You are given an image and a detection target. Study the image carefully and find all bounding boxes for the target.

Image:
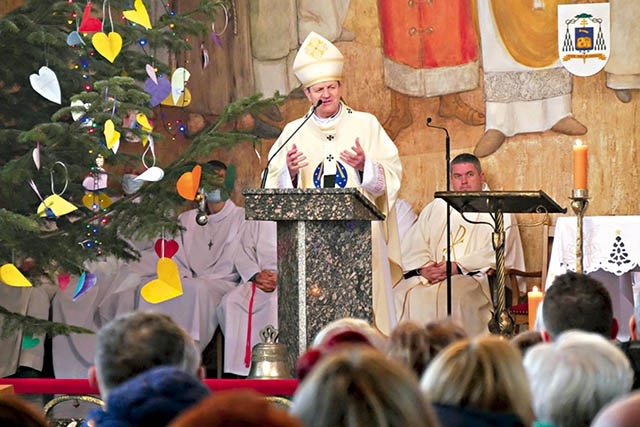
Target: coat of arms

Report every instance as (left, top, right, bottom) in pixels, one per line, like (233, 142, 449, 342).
(558, 3, 610, 77)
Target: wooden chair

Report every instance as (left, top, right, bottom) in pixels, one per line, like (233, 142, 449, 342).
(508, 222, 555, 332)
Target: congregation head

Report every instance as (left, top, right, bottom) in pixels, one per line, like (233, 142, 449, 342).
(542, 271, 616, 341)
(0, 396, 49, 427)
(523, 329, 632, 427)
(168, 389, 302, 427)
(386, 319, 467, 378)
(420, 334, 534, 426)
(91, 311, 201, 397)
(291, 345, 439, 427)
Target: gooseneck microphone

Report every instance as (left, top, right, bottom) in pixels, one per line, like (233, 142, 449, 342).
(426, 117, 451, 192)
(426, 116, 453, 317)
(260, 99, 323, 188)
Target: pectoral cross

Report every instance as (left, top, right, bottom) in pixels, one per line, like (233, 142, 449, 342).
(208, 240, 213, 250)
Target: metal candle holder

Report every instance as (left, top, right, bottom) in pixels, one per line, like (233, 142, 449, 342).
(570, 188, 589, 273)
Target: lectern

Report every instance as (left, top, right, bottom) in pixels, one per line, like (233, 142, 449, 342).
(243, 188, 384, 371)
(435, 191, 566, 335)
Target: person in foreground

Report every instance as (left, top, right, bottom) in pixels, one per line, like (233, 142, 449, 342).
(263, 31, 403, 335)
(290, 345, 439, 427)
(395, 153, 525, 336)
(88, 311, 204, 399)
(420, 334, 534, 427)
(523, 330, 632, 427)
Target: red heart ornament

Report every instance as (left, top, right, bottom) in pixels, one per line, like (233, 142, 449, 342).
(79, 2, 102, 33)
(154, 238, 179, 259)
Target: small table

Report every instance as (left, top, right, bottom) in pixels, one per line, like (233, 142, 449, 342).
(546, 216, 640, 341)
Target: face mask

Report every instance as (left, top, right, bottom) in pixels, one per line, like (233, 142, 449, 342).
(205, 189, 222, 203)
(122, 174, 144, 195)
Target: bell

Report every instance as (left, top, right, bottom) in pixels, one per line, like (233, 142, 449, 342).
(195, 210, 208, 226)
(247, 325, 292, 379)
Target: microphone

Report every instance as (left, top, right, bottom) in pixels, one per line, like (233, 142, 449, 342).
(260, 99, 323, 188)
(426, 116, 453, 317)
(426, 117, 451, 192)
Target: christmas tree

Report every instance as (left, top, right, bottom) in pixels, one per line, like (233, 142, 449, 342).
(0, 0, 282, 338)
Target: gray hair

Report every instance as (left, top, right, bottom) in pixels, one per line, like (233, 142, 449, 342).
(523, 330, 632, 427)
(94, 311, 201, 397)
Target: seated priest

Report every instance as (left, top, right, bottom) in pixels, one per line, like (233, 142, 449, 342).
(394, 153, 526, 336)
(137, 160, 244, 352)
(217, 220, 278, 377)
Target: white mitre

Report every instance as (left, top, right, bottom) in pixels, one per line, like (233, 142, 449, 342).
(293, 31, 344, 88)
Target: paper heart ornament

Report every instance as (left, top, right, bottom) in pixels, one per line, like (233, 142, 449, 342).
(70, 99, 91, 121)
(104, 119, 121, 152)
(66, 31, 85, 46)
(21, 335, 40, 350)
(0, 264, 32, 287)
(146, 64, 157, 84)
(123, 0, 152, 29)
(140, 257, 183, 304)
(135, 112, 153, 132)
(29, 66, 61, 104)
(92, 31, 123, 63)
(135, 166, 164, 182)
(78, 2, 102, 32)
(161, 88, 191, 107)
(32, 143, 40, 170)
(58, 272, 71, 291)
(154, 239, 179, 259)
(170, 67, 190, 105)
(82, 172, 108, 191)
(144, 76, 171, 107)
(82, 192, 112, 210)
(37, 194, 78, 218)
(73, 272, 98, 301)
(176, 165, 202, 200)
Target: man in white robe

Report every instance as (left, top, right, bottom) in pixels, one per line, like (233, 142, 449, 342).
(138, 160, 244, 353)
(394, 153, 525, 336)
(264, 32, 403, 335)
(217, 220, 277, 376)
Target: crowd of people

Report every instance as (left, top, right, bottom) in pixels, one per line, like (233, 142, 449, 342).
(4, 27, 639, 427)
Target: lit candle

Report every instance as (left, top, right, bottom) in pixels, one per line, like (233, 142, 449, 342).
(528, 286, 543, 330)
(573, 139, 588, 190)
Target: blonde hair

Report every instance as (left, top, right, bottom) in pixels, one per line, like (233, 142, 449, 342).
(291, 345, 439, 427)
(421, 335, 534, 426)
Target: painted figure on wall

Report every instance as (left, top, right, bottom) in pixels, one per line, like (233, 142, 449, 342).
(474, 0, 587, 157)
(605, 0, 640, 103)
(378, 0, 485, 139)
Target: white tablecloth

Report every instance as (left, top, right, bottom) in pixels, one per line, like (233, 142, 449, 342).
(546, 216, 640, 340)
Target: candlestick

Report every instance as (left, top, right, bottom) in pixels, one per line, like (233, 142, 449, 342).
(528, 286, 543, 330)
(570, 188, 589, 273)
(573, 139, 588, 190)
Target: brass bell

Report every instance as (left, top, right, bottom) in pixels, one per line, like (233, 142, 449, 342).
(247, 325, 292, 379)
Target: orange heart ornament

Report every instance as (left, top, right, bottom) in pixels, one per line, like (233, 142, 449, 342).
(176, 165, 202, 200)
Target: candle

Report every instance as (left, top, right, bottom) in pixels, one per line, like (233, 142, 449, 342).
(573, 139, 588, 190)
(528, 286, 543, 330)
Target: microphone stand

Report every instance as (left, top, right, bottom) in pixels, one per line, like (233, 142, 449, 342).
(426, 117, 452, 316)
(259, 99, 323, 188)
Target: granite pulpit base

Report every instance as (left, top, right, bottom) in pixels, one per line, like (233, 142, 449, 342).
(277, 219, 373, 372)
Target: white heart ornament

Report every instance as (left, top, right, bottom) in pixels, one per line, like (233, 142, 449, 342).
(171, 67, 190, 105)
(135, 166, 164, 182)
(29, 66, 61, 104)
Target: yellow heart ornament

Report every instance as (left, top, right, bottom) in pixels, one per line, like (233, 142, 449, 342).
(104, 119, 121, 152)
(37, 194, 78, 218)
(123, 0, 152, 29)
(0, 264, 32, 287)
(140, 257, 183, 303)
(82, 192, 112, 210)
(92, 31, 123, 63)
(161, 88, 191, 107)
